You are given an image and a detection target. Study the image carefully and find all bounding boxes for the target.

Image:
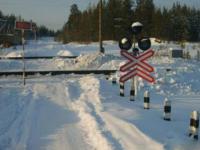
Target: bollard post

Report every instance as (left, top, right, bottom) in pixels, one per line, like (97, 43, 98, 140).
(120, 82, 124, 97)
(197, 51, 200, 61)
(130, 90, 135, 101)
(112, 77, 117, 84)
(189, 111, 199, 140)
(164, 98, 171, 121)
(130, 79, 135, 101)
(144, 91, 150, 109)
(105, 74, 110, 80)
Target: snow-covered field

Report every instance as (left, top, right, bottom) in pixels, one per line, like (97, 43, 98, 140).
(0, 38, 200, 150)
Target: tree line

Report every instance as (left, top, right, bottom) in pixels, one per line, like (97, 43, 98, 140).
(57, 0, 200, 43)
(0, 10, 55, 37)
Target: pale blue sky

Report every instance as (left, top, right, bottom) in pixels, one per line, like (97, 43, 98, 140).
(0, 0, 99, 30)
(0, 0, 199, 31)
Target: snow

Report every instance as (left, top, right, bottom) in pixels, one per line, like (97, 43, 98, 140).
(132, 22, 143, 27)
(0, 38, 200, 150)
(57, 50, 73, 56)
(5, 52, 22, 58)
(73, 52, 121, 70)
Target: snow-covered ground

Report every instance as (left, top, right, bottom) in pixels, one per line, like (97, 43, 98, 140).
(0, 38, 200, 150)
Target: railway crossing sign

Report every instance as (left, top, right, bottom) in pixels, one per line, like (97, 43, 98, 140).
(120, 49, 155, 83)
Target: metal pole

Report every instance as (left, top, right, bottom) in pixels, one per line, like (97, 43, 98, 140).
(22, 30, 26, 85)
(134, 35, 138, 96)
(130, 36, 137, 101)
(99, 0, 104, 53)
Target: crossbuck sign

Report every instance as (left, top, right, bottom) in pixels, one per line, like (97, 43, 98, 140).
(120, 49, 155, 83)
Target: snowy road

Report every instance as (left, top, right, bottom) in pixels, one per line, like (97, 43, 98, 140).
(1, 39, 200, 150)
(0, 75, 164, 150)
(0, 78, 91, 150)
(1, 72, 200, 150)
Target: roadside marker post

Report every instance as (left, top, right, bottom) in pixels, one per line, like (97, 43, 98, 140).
(189, 111, 199, 140)
(105, 74, 109, 80)
(163, 98, 171, 121)
(120, 82, 125, 97)
(112, 76, 117, 84)
(197, 50, 200, 61)
(144, 91, 150, 109)
(130, 79, 135, 101)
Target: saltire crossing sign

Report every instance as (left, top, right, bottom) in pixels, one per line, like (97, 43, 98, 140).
(120, 49, 155, 83)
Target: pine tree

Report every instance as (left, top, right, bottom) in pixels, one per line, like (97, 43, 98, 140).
(188, 8, 200, 41)
(67, 4, 81, 41)
(169, 3, 189, 41)
(58, 0, 200, 43)
(120, 0, 134, 38)
(134, 0, 155, 35)
(161, 7, 171, 41)
(152, 8, 162, 38)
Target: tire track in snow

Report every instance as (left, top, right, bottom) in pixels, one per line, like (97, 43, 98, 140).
(102, 113, 164, 150)
(0, 86, 37, 150)
(66, 76, 124, 150)
(85, 102, 124, 150)
(77, 76, 164, 150)
(15, 87, 37, 150)
(66, 76, 113, 150)
(0, 87, 31, 136)
(0, 82, 90, 150)
(24, 83, 89, 150)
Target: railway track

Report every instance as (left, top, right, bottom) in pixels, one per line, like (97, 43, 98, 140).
(0, 56, 78, 60)
(0, 70, 117, 76)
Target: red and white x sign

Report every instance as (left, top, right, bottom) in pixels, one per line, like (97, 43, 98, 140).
(120, 49, 155, 83)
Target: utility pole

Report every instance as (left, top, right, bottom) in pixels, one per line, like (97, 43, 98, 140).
(99, 0, 104, 53)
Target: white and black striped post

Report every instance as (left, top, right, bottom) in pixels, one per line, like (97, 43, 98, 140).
(120, 82, 124, 97)
(144, 91, 150, 109)
(105, 74, 110, 80)
(189, 111, 199, 140)
(197, 50, 200, 61)
(164, 98, 171, 121)
(112, 76, 117, 84)
(130, 79, 135, 101)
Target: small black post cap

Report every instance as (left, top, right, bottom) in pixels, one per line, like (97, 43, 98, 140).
(194, 135, 198, 140)
(131, 22, 143, 35)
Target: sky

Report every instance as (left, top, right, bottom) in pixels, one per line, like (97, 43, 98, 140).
(0, 0, 199, 31)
